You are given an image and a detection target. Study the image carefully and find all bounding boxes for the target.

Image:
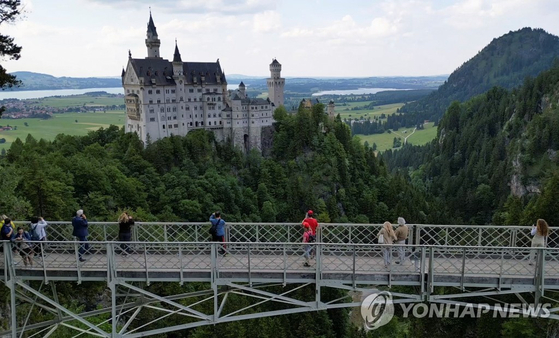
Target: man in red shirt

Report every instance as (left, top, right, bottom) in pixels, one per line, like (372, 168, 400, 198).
(303, 210, 319, 235)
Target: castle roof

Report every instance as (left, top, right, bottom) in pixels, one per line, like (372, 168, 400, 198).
(271, 58, 280, 65)
(173, 43, 182, 63)
(147, 13, 158, 36)
(128, 58, 226, 86)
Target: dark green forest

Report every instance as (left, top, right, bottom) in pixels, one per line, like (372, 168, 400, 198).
(384, 61, 559, 227)
(398, 28, 559, 126)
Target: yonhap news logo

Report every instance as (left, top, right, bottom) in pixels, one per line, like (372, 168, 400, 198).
(360, 291, 551, 331)
(360, 291, 394, 331)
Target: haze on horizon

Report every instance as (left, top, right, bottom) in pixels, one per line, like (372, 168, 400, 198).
(4, 0, 559, 79)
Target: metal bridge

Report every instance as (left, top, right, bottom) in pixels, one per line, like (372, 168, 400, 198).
(2, 222, 558, 337)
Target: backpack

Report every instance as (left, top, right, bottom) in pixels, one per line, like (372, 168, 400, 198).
(29, 223, 41, 241)
(306, 232, 316, 243)
(209, 219, 221, 235)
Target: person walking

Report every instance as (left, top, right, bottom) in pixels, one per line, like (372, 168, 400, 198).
(1, 217, 14, 254)
(209, 212, 226, 255)
(302, 222, 315, 267)
(378, 221, 397, 268)
(72, 210, 89, 262)
(29, 216, 48, 256)
(118, 211, 134, 255)
(394, 217, 409, 264)
(529, 218, 549, 265)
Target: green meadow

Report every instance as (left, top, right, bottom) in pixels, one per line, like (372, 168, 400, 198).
(337, 102, 403, 120)
(356, 122, 437, 152)
(32, 94, 124, 108)
(0, 111, 125, 151)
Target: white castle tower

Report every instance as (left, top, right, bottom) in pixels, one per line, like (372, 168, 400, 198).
(267, 59, 285, 108)
(145, 12, 161, 58)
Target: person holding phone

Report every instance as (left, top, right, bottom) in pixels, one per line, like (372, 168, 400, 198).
(72, 209, 89, 262)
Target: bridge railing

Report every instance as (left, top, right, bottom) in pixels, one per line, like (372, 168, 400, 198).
(3, 241, 559, 285)
(11, 222, 556, 248)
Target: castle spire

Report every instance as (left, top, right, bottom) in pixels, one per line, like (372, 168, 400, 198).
(173, 39, 182, 62)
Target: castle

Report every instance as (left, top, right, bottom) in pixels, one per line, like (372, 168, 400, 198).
(122, 13, 285, 152)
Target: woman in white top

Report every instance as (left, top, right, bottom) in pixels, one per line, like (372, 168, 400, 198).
(30, 216, 48, 256)
(529, 218, 549, 265)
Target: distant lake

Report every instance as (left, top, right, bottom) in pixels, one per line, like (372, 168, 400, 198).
(0, 87, 125, 100)
(312, 88, 409, 96)
(0, 85, 244, 100)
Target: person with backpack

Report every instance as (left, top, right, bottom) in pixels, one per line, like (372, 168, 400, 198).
(302, 222, 315, 267)
(14, 227, 34, 268)
(209, 212, 226, 255)
(29, 216, 48, 256)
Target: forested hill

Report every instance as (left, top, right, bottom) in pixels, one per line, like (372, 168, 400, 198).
(9, 71, 121, 90)
(384, 62, 559, 226)
(399, 27, 559, 122)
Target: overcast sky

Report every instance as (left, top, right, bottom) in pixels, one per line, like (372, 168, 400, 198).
(3, 0, 559, 78)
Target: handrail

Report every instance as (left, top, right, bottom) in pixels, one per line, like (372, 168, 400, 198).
(7, 221, 550, 248)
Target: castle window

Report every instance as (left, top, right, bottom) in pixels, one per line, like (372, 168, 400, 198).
(127, 89, 130, 93)
(167, 107, 171, 112)
(174, 124, 178, 128)
(208, 121, 211, 126)
(172, 107, 177, 112)
(160, 107, 164, 113)
(165, 89, 170, 94)
(149, 100, 153, 104)
(173, 116, 177, 120)
(220, 121, 222, 125)
(207, 97, 210, 102)
(171, 89, 175, 94)
(218, 97, 221, 101)
(197, 89, 202, 93)
(156, 90, 161, 94)
(166, 98, 170, 103)
(149, 109, 154, 114)
(162, 125, 166, 129)
(180, 97, 183, 101)
(150, 117, 155, 122)
(206, 89, 210, 93)
(189, 89, 194, 93)
(157, 99, 161, 103)
(168, 117, 171, 120)
(188, 98, 191, 102)
(252, 121, 254, 124)
(148, 90, 152, 94)
(186, 106, 190, 110)
(213, 88, 218, 92)
(194, 106, 197, 110)
(194, 98, 197, 101)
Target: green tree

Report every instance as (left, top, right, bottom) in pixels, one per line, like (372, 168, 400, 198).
(0, 0, 23, 117)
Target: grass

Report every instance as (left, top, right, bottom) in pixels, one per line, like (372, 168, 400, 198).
(356, 122, 438, 152)
(337, 102, 404, 120)
(0, 111, 125, 151)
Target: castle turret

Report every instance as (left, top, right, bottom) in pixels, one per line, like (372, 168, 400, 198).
(145, 12, 161, 58)
(327, 99, 336, 119)
(239, 81, 246, 98)
(267, 58, 285, 107)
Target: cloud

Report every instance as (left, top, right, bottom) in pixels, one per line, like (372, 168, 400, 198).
(85, 0, 276, 15)
(253, 10, 281, 33)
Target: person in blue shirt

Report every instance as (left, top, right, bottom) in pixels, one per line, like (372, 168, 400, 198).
(209, 212, 226, 255)
(72, 209, 89, 262)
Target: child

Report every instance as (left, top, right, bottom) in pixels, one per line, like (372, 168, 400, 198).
(14, 227, 34, 268)
(302, 222, 315, 267)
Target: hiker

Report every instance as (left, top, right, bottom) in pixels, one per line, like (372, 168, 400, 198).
(1, 216, 15, 254)
(529, 219, 549, 265)
(302, 210, 319, 236)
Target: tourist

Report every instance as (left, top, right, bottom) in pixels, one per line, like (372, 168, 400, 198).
(72, 209, 89, 262)
(302, 210, 319, 236)
(302, 221, 316, 267)
(378, 221, 397, 268)
(118, 211, 134, 255)
(1, 216, 16, 254)
(209, 212, 226, 255)
(29, 216, 48, 256)
(14, 227, 34, 268)
(394, 217, 409, 264)
(529, 218, 549, 265)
